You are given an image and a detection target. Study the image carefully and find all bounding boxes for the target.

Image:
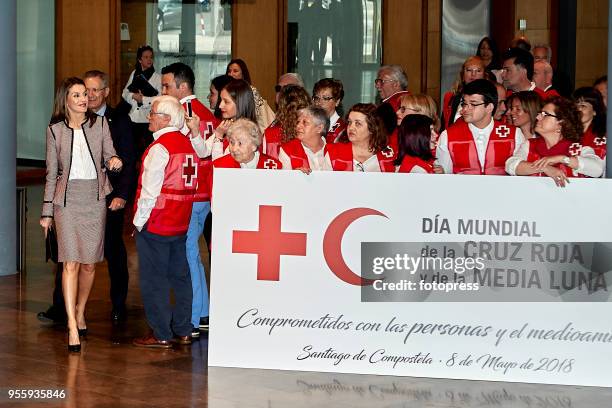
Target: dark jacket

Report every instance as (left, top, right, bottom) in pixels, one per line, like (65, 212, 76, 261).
(104, 105, 136, 201)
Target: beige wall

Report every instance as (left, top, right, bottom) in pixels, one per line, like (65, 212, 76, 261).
(56, 0, 120, 102)
(576, 0, 609, 88)
(514, 0, 551, 46)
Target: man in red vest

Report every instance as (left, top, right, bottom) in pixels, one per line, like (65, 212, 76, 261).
(132, 95, 199, 348)
(278, 106, 328, 172)
(501, 47, 547, 100)
(375, 65, 410, 111)
(161, 62, 217, 339)
(436, 79, 525, 175)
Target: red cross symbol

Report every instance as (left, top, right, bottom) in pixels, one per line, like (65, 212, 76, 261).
(232, 205, 307, 281)
(496, 125, 510, 138)
(263, 159, 278, 169)
(594, 137, 606, 146)
(380, 147, 394, 158)
(569, 142, 582, 156)
(182, 155, 197, 186)
(202, 121, 214, 139)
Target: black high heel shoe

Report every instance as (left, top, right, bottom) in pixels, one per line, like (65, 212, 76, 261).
(68, 343, 81, 353)
(78, 328, 88, 337)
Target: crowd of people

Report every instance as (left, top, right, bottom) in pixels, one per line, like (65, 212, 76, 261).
(39, 38, 608, 351)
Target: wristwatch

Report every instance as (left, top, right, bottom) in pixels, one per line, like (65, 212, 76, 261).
(562, 156, 571, 165)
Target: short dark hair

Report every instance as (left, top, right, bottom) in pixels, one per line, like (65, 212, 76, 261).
(395, 114, 435, 166)
(211, 74, 233, 118)
(462, 79, 498, 112)
(375, 102, 397, 135)
(161, 62, 195, 91)
(502, 47, 535, 80)
(573, 87, 607, 138)
(136, 45, 154, 61)
(594, 75, 608, 87)
(226, 58, 252, 85)
(222, 79, 257, 122)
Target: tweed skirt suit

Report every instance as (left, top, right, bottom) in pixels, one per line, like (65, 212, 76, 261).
(42, 117, 119, 263)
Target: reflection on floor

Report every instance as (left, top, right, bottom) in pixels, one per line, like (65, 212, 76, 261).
(2, 183, 611, 407)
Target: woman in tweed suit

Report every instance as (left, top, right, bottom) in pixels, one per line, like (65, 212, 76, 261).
(40, 77, 123, 352)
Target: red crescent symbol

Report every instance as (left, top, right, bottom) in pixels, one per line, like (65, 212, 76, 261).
(323, 208, 387, 286)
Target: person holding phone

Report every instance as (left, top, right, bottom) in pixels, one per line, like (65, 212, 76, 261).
(40, 77, 123, 352)
(160, 62, 218, 338)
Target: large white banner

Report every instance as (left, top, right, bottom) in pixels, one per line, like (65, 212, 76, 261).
(209, 169, 612, 387)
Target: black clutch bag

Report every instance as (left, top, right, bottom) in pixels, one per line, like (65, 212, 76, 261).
(45, 226, 58, 264)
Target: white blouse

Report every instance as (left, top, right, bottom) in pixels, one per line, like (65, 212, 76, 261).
(68, 129, 97, 180)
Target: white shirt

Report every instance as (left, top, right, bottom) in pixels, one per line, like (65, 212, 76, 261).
(322, 151, 381, 172)
(436, 119, 524, 174)
(133, 126, 178, 231)
(278, 138, 327, 171)
(505, 140, 604, 177)
(329, 111, 340, 129)
(68, 129, 97, 180)
(121, 70, 162, 124)
(241, 152, 260, 169)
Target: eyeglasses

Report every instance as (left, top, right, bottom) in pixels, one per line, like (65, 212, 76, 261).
(464, 68, 483, 74)
(460, 101, 487, 109)
(538, 111, 558, 118)
(398, 106, 420, 114)
(374, 78, 396, 86)
(147, 111, 167, 118)
(313, 95, 335, 102)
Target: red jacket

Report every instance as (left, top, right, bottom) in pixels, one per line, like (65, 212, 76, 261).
(263, 122, 285, 159)
(135, 130, 197, 236)
(526, 137, 582, 177)
(325, 142, 395, 172)
(280, 139, 310, 170)
(326, 118, 346, 144)
(209, 153, 282, 199)
(183, 97, 218, 202)
(397, 155, 435, 173)
(581, 124, 607, 159)
(447, 119, 517, 175)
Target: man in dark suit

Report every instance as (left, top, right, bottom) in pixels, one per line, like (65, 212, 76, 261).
(37, 70, 135, 325)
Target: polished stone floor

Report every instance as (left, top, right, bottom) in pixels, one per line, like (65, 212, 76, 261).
(1, 183, 611, 407)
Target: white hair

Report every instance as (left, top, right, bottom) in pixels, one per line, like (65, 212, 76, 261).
(378, 65, 408, 90)
(226, 118, 262, 147)
(152, 95, 185, 129)
(279, 73, 304, 88)
(532, 44, 552, 63)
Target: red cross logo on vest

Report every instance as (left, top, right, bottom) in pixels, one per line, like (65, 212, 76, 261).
(182, 155, 197, 186)
(330, 122, 339, 132)
(496, 125, 510, 138)
(594, 136, 606, 146)
(380, 146, 394, 158)
(569, 142, 582, 156)
(202, 122, 214, 139)
(232, 205, 307, 281)
(263, 159, 278, 169)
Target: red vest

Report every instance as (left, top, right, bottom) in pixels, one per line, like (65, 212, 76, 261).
(397, 155, 435, 173)
(209, 153, 282, 200)
(135, 130, 197, 236)
(182, 98, 219, 202)
(280, 139, 311, 170)
(447, 119, 516, 175)
(581, 125, 607, 159)
(325, 142, 395, 172)
(526, 137, 581, 177)
(326, 118, 346, 144)
(263, 122, 285, 159)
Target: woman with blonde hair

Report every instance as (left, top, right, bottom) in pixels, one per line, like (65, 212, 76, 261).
(442, 56, 486, 129)
(506, 91, 542, 139)
(40, 77, 122, 352)
(394, 93, 440, 153)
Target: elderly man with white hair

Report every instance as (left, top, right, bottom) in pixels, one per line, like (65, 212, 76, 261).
(533, 60, 560, 98)
(375, 65, 409, 110)
(132, 95, 201, 349)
